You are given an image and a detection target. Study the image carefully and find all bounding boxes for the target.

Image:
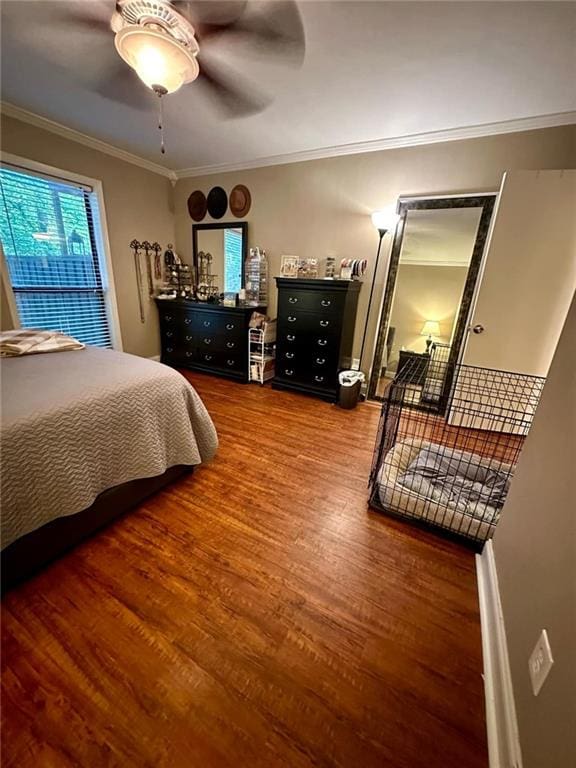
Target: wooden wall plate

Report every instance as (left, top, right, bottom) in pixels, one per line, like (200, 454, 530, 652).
(207, 187, 228, 219)
(230, 184, 252, 218)
(187, 191, 207, 222)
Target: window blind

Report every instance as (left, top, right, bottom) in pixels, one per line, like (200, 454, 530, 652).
(224, 228, 243, 293)
(0, 166, 112, 348)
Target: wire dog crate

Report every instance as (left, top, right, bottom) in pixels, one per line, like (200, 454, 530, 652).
(369, 355, 545, 546)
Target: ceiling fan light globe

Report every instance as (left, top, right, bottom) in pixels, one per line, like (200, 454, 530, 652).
(114, 25, 199, 94)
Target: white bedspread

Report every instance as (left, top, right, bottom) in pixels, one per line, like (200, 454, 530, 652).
(1, 347, 218, 549)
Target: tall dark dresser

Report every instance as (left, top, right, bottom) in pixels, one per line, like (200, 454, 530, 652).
(273, 278, 361, 402)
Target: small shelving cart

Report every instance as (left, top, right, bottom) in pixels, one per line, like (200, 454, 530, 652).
(249, 320, 276, 384)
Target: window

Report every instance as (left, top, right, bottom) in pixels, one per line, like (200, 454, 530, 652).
(224, 227, 243, 294)
(0, 163, 115, 347)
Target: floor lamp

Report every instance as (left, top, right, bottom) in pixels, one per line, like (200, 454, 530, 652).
(358, 209, 400, 376)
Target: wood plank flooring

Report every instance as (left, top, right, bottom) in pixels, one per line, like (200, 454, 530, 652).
(1, 373, 488, 768)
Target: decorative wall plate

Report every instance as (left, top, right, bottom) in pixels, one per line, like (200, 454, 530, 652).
(230, 184, 252, 217)
(207, 186, 228, 219)
(187, 190, 207, 221)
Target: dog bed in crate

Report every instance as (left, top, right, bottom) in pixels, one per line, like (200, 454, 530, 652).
(376, 439, 514, 541)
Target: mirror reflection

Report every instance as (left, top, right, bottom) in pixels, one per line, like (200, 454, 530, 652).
(193, 222, 246, 297)
(375, 205, 484, 399)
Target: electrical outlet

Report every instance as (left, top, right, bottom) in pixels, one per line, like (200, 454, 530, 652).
(352, 358, 360, 370)
(528, 629, 554, 696)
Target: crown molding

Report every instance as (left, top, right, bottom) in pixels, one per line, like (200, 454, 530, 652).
(175, 111, 576, 179)
(1, 102, 177, 181)
(2, 101, 573, 183)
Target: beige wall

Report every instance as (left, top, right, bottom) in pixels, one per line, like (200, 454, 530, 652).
(492, 293, 576, 768)
(388, 264, 468, 366)
(0, 114, 175, 358)
(2, 119, 574, 361)
(174, 126, 576, 370)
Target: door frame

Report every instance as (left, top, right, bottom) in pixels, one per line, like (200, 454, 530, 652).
(367, 194, 497, 402)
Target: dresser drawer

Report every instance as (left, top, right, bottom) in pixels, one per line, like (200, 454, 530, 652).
(189, 310, 244, 340)
(162, 337, 195, 366)
(278, 289, 345, 316)
(197, 333, 242, 353)
(278, 308, 342, 336)
(196, 349, 245, 374)
(278, 346, 337, 371)
(276, 363, 335, 390)
(279, 330, 336, 352)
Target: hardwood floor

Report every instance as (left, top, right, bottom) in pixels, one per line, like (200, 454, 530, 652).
(1, 373, 488, 768)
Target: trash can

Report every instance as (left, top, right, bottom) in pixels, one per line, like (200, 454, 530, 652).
(338, 370, 365, 409)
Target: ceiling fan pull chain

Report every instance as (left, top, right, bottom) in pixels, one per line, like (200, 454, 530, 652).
(157, 92, 166, 155)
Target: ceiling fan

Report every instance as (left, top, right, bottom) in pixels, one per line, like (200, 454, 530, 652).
(60, 0, 305, 152)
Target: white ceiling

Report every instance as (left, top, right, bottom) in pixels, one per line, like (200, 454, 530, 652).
(400, 207, 483, 267)
(1, 1, 575, 175)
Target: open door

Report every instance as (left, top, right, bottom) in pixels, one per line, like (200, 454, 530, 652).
(463, 170, 576, 377)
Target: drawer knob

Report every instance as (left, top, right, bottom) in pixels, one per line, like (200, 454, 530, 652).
(226, 359, 235, 366)
(320, 320, 330, 327)
(204, 354, 212, 361)
(285, 369, 294, 376)
(321, 299, 331, 307)
(203, 320, 211, 327)
(314, 375, 324, 383)
(318, 339, 328, 346)
(166, 347, 173, 353)
(287, 334, 296, 341)
(316, 357, 326, 365)
(185, 351, 193, 358)
(287, 316, 297, 323)
(184, 318, 192, 325)
(285, 352, 295, 359)
(288, 297, 298, 304)
(226, 341, 235, 348)
(226, 323, 235, 330)
(203, 338, 212, 344)
(185, 335, 193, 341)
(166, 331, 173, 337)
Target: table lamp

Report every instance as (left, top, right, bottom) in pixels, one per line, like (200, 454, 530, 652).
(421, 320, 440, 352)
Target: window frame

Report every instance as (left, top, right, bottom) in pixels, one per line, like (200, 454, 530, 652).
(0, 152, 123, 351)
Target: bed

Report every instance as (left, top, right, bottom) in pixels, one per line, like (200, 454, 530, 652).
(376, 439, 513, 541)
(1, 345, 218, 588)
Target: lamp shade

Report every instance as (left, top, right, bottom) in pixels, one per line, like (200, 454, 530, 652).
(371, 208, 400, 233)
(115, 26, 199, 94)
(421, 320, 440, 337)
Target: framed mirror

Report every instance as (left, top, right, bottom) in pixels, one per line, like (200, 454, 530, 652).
(192, 221, 247, 297)
(368, 195, 496, 407)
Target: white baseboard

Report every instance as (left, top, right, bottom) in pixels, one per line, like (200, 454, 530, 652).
(148, 355, 161, 362)
(476, 540, 523, 768)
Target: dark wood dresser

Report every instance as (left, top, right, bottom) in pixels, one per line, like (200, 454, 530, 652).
(156, 299, 265, 382)
(273, 278, 361, 401)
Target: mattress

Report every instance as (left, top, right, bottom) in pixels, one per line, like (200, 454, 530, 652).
(1, 347, 218, 548)
(376, 439, 512, 540)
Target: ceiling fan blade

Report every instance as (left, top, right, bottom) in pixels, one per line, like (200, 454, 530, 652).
(173, 1, 247, 27)
(94, 61, 153, 111)
(51, 1, 115, 34)
(194, 57, 270, 117)
(194, 0, 305, 66)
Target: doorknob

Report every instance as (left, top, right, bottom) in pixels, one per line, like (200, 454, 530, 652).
(472, 324, 485, 334)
